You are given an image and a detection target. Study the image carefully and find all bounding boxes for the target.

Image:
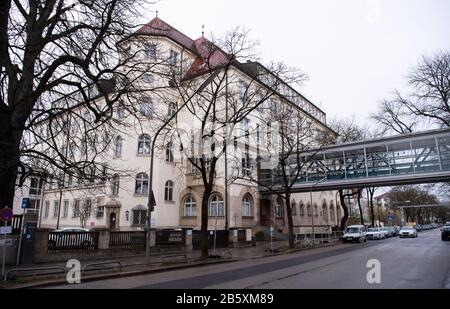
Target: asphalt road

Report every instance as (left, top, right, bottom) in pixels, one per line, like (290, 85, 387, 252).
(50, 229, 450, 289)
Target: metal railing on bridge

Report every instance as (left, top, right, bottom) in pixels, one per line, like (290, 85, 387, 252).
(259, 128, 450, 193)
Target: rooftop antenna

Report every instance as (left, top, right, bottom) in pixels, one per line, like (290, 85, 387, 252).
(202, 24, 205, 37)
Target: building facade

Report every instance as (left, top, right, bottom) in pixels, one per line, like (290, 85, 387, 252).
(29, 17, 344, 236)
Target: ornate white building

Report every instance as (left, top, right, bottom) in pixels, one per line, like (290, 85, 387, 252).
(30, 17, 344, 236)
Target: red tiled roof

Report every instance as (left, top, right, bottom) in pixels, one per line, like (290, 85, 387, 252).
(185, 37, 231, 79)
(137, 17, 195, 51)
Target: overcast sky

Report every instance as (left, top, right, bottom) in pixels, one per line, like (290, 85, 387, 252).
(144, 0, 450, 126)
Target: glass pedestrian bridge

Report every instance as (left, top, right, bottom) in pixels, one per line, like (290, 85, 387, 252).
(259, 128, 450, 193)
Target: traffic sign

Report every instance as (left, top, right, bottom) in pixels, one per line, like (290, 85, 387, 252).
(21, 197, 29, 209)
(0, 226, 12, 235)
(0, 208, 13, 222)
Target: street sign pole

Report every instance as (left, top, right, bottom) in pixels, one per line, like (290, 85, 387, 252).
(2, 221, 7, 281)
(16, 208, 27, 265)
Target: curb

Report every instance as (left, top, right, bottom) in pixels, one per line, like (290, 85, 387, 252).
(5, 258, 239, 289)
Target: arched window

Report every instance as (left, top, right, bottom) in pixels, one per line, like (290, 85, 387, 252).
(137, 134, 151, 154)
(241, 194, 253, 217)
(184, 195, 197, 217)
(307, 202, 312, 217)
(164, 180, 174, 202)
(139, 98, 153, 117)
(135, 173, 148, 195)
(337, 203, 342, 222)
(330, 201, 336, 224)
(114, 136, 123, 157)
(209, 194, 224, 217)
(168, 102, 177, 117)
(299, 201, 305, 216)
(314, 203, 318, 217)
(165, 142, 174, 163)
(275, 197, 284, 218)
(322, 201, 328, 223)
(111, 174, 120, 196)
(291, 200, 297, 215)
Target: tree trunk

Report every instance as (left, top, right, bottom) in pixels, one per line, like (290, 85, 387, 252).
(200, 187, 212, 260)
(0, 119, 21, 210)
(339, 190, 349, 231)
(285, 193, 295, 249)
(368, 189, 375, 227)
(357, 189, 364, 226)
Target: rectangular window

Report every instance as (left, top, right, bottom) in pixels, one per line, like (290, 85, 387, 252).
(53, 201, 59, 218)
(168, 49, 178, 66)
(85, 199, 92, 217)
(242, 154, 251, 177)
(132, 209, 147, 226)
(73, 200, 80, 218)
(97, 206, 105, 219)
(239, 80, 249, 103)
(144, 43, 156, 60)
(44, 201, 50, 218)
(63, 200, 69, 218)
(29, 177, 43, 195)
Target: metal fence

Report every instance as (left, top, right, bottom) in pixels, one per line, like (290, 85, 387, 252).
(109, 231, 146, 249)
(156, 229, 185, 246)
(47, 231, 98, 252)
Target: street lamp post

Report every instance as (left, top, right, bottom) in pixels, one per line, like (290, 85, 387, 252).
(310, 177, 326, 246)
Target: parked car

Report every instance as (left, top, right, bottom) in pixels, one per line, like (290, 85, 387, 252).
(48, 227, 93, 248)
(441, 226, 450, 241)
(343, 225, 367, 243)
(366, 228, 383, 240)
(399, 226, 418, 238)
(380, 227, 392, 238)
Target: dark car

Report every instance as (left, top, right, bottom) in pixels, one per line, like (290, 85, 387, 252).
(441, 226, 450, 241)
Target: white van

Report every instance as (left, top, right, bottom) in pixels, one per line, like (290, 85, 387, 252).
(343, 225, 367, 243)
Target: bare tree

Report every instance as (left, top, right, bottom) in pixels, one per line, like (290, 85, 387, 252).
(230, 94, 332, 249)
(371, 50, 450, 133)
(164, 28, 308, 258)
(0, 0, 162, 210)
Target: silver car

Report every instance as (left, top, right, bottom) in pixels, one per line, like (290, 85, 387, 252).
(399, 226, 418, 238)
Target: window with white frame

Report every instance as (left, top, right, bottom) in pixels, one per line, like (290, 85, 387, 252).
(168, 102, 177, 117)
(97, 206, 105, 218)
(111, 174, 120, 196)
(299, 202, 305, 216)
(144, 43, 156, 60)
(73, 200, 80, 218)
(241, 153, 251, 177)
(239, 80, 249, 103)
(139, 98, 153, 117)
(85, 199, 92, 217)
(165, 142, 174, 163)
(164, 180, 174, 202)
(117, 105, 125, 119)
(114, 136, 123, 157)
(135, 173, 148, 195)
(53, 201, 60, 218)
(275, 197, 284, 218)
(137, 134, 151, 154)
(44, 201, 49, 218)
(62, 200, 69, 218)
(241, 117, 250, 135)
(184, 195, 197, 217)
(209, 194, 224, 217)
(29, 177, 43, 195)
(168, 49, 178, 65)
(291, 200, 297, 215)
(132, 207, 147, 226)
(241, 194, 252, 217)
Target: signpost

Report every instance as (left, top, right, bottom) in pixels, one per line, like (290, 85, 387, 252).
(1, 207, 13, 280)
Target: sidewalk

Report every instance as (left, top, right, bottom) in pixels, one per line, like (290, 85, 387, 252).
(0, 240, 339, 289)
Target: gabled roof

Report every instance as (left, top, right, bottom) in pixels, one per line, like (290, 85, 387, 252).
(137, 17, 196, 52)
(185, 36, 232, 79)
